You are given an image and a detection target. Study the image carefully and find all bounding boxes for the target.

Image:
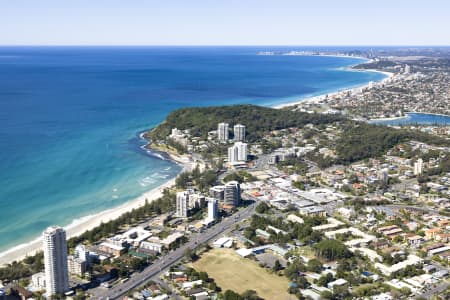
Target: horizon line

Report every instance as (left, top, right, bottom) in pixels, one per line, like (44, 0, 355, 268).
(1, 44, 450, 47)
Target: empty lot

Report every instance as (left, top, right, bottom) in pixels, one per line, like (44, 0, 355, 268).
(192, 248, 295, 300)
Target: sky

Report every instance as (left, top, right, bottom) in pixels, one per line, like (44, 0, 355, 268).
(1, 0, 450, 46)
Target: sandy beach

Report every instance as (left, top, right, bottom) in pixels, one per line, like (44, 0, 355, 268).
(0, 56, 392, 267)
(368, 115, 409, 122)
(274, 63, 394, 109)
(0, 148, 194, 266)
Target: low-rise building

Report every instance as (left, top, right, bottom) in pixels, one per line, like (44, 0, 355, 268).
(406, 235, 425, 247)
(31, 272, 46, 289)
(425, 228, 442, 240)
(299, 206, 326, 217)
(374, 255, 423, 276)
(98, 241, 126, 257)
(140, 241, 163, 253)
(287, 214, 304, 224)
(67, 255, 87, 276)
(427, 246, 450, 257)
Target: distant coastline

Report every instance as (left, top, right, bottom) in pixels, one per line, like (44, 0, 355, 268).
(273, 55, 393, 109)
(0, 49, 387, 266)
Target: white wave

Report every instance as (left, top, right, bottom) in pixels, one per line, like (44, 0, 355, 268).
(0, 213, 98, 260)
(147, 151, 166, 160)
(0, 235, 42, 259)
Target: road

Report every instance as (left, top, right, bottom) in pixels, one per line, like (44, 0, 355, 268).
(386, 204, 444, 215)
(415, 280, 449, 299)
(92, 202, 256, 300)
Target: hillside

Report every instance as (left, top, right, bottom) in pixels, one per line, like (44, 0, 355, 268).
(146, 104, 343, 142)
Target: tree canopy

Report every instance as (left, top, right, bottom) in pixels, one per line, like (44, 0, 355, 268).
(147, 104, 342, 142)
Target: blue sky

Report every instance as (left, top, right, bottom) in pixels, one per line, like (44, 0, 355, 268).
(1, 0, 449, 45)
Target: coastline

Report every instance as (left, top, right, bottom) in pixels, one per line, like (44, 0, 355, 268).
(369, 115, 409, 122)
(403, 111, 450, 118)
(273, 57, 394, 109)
(0, 54, 391, 266)
(369, 111, 450, 124)
(0, 137, 193, 266)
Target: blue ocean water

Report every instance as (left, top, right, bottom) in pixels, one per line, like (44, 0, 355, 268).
(370, 112, 450, 126)
(0, 46, 385, 253)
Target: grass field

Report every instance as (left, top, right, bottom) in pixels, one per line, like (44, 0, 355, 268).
(192, 248, 296, 300)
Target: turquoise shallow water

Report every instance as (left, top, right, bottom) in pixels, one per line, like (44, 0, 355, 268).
(370, 112, 450, 126)
(0, 46, 386, 253)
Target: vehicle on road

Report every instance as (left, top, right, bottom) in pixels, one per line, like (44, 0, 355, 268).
(120, 277, 129, 284)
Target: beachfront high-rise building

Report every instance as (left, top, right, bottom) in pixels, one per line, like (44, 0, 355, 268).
(414, 158, 424, 176)
(217, 122, 229, 142)
(176, 191, 189, 218)
(43, 226, 69, 297)
(207, 198, 218, 221)
(224, 181, 241, 207)
(227, 142, 248, 163)
(233, 124, 246, 142)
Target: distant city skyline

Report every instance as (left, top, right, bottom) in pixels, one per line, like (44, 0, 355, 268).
(1, 0, 450, 46)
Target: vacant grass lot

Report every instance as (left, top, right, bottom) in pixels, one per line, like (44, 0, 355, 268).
(192, 248, 296, 300)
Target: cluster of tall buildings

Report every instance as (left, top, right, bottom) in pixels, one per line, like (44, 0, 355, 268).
(175, 189, 218, 220)
(175, 181, 241, 220)
(216, 122, 248, 164)
(217, 122, 246, 142)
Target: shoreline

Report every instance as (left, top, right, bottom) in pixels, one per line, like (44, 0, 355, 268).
(369, 112, 450, 123)
(0, 136, 193, 266)
(273, 56, 394, 109)
(0, 54, 392, 266)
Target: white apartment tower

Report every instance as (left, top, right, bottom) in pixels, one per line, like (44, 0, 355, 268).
(217, 122, 229, 142)
(43, 226, 69, 297)
(233, 124, 246, 142)
(176, 191, 189, 218)
(207, 198, 218, 220)
(414, 158, 423, 176)
(227, 142, 248, 163)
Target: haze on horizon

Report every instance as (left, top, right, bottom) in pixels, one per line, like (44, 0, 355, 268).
(1, 0, 450, 46)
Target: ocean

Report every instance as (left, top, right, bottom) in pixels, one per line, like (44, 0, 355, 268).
(0, 46, 386, 253)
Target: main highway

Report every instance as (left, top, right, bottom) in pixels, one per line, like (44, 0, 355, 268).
(92, 202, 256, 300)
